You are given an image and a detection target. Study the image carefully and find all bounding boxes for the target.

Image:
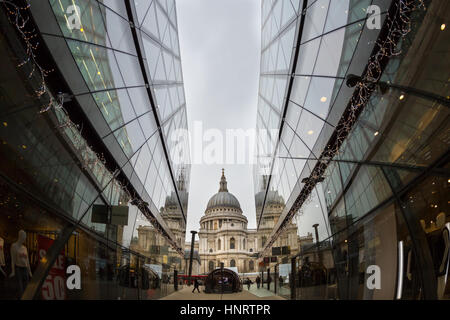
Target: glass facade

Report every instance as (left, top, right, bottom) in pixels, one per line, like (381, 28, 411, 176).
(0, 0, 189, 300)
(255, 0, 450, 300)
(1, 0, 449, 302)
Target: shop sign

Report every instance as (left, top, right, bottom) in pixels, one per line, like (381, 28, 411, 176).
(150, 245, 160, 254)
(38, 235, 66, 300)
(160, 246, 169, 255)
(281, 246, 291, 255)
(170, 256, 181, 264)
(91, 205, 129, 225)
(91, 205, 108, 224)
(272, 247, 281, 256)
(111, 205, 129, 225)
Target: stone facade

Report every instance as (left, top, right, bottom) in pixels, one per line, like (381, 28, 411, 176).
(198, 170, 301, 274)
(132, 171, 189, 270)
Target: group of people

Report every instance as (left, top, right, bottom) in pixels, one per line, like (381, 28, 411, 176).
(244, 276, 263, 290)
(244, 275, 285, 290)
(191, 275, 286, 293)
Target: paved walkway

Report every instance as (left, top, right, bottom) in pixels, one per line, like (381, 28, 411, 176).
(244, 284, 289, 298)
(160, 284, 285, 300)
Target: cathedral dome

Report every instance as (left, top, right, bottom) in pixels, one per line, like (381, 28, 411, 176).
(207, 192, 241, 211)
(165, 189, 188, 208)
(205, 169, 242, 212)
(255, 189, 285, 208)
(255, 176, 285, 208)
(164, 170, 188, 210)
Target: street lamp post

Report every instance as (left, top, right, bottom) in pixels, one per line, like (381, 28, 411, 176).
(312, 224, 320, 244)
(313, 224, 323, 264)
(188, 230, 197, 286)
(220, 262, 224, 294)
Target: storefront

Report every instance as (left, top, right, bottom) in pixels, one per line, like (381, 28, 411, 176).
(0, 3, 181, 300)
(288, 0, 450, 300)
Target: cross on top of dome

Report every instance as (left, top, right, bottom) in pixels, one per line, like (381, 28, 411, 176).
(219, 168, 228, 192)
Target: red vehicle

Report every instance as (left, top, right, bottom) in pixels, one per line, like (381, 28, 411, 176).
(177, 274, 207, 285)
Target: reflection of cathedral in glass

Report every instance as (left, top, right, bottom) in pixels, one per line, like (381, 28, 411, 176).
(198, 170, 300, 274)
(253, 0, 450, 301)
(133, 170, 188, 269)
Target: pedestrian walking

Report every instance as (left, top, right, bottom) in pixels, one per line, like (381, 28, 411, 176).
(256, 276, 261, 289)
(246, 278, 252, 290)
(192, 278, 200, 293)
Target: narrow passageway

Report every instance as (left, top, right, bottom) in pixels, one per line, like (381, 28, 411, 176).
(160, 285, 285, 300)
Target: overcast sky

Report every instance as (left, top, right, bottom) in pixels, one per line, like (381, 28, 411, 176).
(176, 0, 261, 239)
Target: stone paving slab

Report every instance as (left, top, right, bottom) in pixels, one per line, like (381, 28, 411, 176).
(160, 285, 285, 300)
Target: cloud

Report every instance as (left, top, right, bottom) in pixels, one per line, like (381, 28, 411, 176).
(176, 0, 261, 239)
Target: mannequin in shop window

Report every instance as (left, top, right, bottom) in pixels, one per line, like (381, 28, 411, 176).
(9, 230, 32, 297)
(0, 236, 6, 277)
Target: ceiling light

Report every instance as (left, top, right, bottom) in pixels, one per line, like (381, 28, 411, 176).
(320, 96, 327, 102)
(307, 130, 314, 135)
(399, 94, 405, 100)
(441, 24, 446, 31)
(374, 131, 379, 136)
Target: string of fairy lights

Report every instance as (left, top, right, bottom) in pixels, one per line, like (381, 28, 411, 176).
(259, 0, 426, 258)
(1, 1, 54, 111)
(1, 0, 184, 257)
